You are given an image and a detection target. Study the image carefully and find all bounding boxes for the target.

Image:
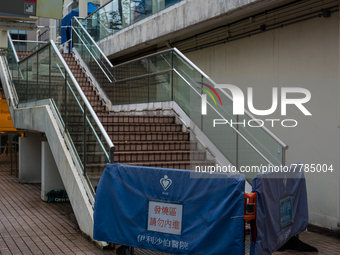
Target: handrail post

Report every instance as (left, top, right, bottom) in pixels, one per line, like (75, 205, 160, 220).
(282, 147, 286, 166)
(148, 59, 150, 103)
(236, 115, 239, 171)
(25, 60, 28, 102)
(200, 75, 203, 131)
(49, 45, 51, 98)
(65, 70, 68, 130)
(84, 105, 87, 175)
(110, 146, 115, 163)
(36, 50, 39, 100)
(171, 51, 174, 101)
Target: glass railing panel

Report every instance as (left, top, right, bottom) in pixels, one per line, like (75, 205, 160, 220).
(202, 76, 284, 169)
(73, 19, 113, 77)
(112, 64, 129, 80)
(130, 77, 149, 103)
(18, 60, 27, 102)
(238, 137, 269, 183)
(5, 39, 111, 198)
(6, 38, 15, 77)
(13, 41, 47, 52)
(173, 71, 201, 129)
(50, 46, 66, 121)
(149, 72, 172, 102)
(173, 51, 202, 86)
(238, 114, 283, 167)
(66, 85, 85, 168)
(26, 54, 38, 102)
(37, 46, 50, 100)
(85, 110, 110, 191)
(113, 80, 130, 105)
(72, 19, 114, 103)
(128, 61, 148, 78)
(202, 102, 237, 166)
(148, 51, 172, 73)
(202, 77, 236, 122)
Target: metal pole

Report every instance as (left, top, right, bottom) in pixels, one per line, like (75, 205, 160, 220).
(110, 147, 115, 163)
(49, 45, 51, 98)
(201, 75, 204, 131)
(84, 105, 87, 175)
(129, 64, 131, 104)
(171, 51, 174, 101)
(282, 147, 286, 166)
(236, 115, 239, 171)
(148, 59, 150, 103)
(65, 70, 68, 130)
(25, 60, 28, 102)
(36, 51, 39, 100)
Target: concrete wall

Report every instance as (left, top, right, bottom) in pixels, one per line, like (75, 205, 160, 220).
(18, 132, 46, 183)
(185, 14, 339, 229)
(99, 0, 288, 58)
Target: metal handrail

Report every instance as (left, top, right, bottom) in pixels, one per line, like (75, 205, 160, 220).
(173, 69, 276, 167)
(103, 46, 287, 151)
(18, 42, 51, 63)
(73, 17, 113, 68)
(3, 57, 20, 106)
(7, 32, 19, 63)
(172, 47, 288, 150)
(56, 63, 110, 161)
(12, 40, 48, 44)
(50, 41, 115, 153)
(87, 17, 111, 34)
(72, 27, 113, 83)
(110, 69, 173, 84)
(112, 48, 174, 69)
(72, 26, 115, 81)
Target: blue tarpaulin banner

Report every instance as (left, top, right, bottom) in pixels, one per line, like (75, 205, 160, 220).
(250, 165, 308, 255)
(94, 163, 246, 255)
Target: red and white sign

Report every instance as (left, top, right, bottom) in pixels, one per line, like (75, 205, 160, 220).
(147, 201, 183, 235)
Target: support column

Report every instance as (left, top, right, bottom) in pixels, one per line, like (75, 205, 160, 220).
(79, 0, 88, 18)
(41, 141, 65, 202)
(18, 132, 46, 183)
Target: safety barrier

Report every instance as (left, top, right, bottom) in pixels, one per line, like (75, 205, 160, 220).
(94, 164, 309, 255)
(250, 165, 308, 255)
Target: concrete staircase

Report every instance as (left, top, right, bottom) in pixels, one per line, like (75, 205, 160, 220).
(62, 53, 214, 187)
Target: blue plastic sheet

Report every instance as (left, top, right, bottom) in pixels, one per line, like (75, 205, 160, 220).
(250, 165, 308, 255)
(94, 163, 246, 255)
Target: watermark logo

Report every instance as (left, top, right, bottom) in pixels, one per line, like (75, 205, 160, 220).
(200, 84, 311, 116)
(199, 83, 312, 127)
(197, 82, 222, 115)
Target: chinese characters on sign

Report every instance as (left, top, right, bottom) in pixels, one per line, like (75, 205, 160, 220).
(147, 201, 183, 235)
(137, 235, 188, 251)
